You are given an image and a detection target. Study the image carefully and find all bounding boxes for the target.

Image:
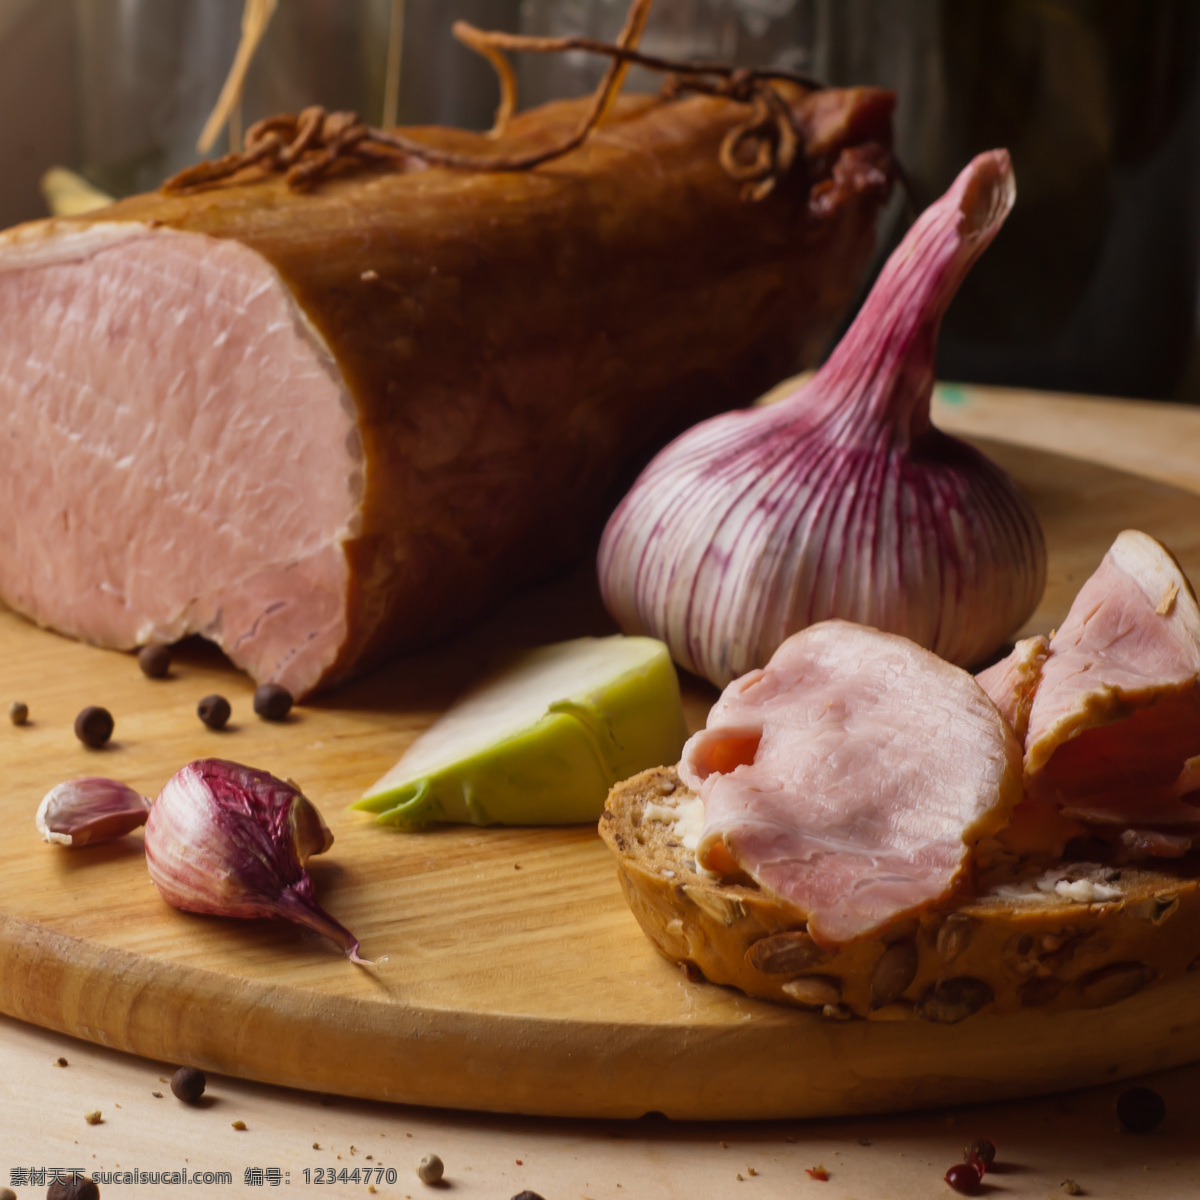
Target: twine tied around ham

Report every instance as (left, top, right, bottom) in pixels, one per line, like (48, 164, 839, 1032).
(162, 0, 824, 202)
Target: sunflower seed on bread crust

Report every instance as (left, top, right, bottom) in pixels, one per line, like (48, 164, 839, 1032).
(598, 766, 1200, 1021)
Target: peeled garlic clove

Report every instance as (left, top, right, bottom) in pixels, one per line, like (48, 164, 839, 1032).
(37, 778, 152, 846)
(598, 149, 1046, 686)
(144, 759, 368, 964)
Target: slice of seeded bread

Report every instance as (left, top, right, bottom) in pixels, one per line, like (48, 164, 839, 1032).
(599, 767, 1200, 1022)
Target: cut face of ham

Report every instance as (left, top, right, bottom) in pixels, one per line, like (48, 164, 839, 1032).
(975, 635, 1049, 742)
(1024, 530, 1200, 825)
(679, 621, 1022, 947)
(0, 225, 358, 694)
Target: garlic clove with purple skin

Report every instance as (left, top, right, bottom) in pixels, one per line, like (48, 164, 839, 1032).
(144, 759, 369, 965)
(598, 149, 1046, 687)
(37, 778, 152, 847)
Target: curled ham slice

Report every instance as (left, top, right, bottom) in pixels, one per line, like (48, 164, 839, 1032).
(679, 621, 1022, 947)
(975, 635, 1049, 743)
(1024, 530, 1200, 825)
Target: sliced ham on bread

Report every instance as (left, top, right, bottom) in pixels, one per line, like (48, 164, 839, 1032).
(600, 765, 1200, 1020)
(601, 537, 1200, 1020)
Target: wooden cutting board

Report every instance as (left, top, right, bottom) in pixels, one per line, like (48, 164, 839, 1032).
(1, 437, 1198, 1121)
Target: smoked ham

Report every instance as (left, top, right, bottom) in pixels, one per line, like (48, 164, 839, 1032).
(0, 87, 894, 697)
(678, 621, 1022, 946)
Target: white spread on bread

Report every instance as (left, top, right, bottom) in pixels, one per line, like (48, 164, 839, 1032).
(678, 621, 1023, 947)
(643, 794, 714, 878)
(989, 864, 1124, 905)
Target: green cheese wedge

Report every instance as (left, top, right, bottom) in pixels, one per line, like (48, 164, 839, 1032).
(354, 636, 688, 828)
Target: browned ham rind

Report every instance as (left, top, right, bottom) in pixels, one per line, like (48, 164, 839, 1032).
(0, 88, 894, 697)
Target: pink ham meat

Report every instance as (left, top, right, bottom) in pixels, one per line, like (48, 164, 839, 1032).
(679, 621, 1022, 946)
(0, 89, 894, 697)
(0, 227, 358, 682)
(975, 634, 1049, 743)
(1023, 530, 1200, 825)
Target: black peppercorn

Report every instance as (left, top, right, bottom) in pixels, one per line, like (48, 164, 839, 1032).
(964, 1136, 996, 1166)
(47, 1174, 100, 1200)
(74, 706, 113, 749)
(138, 644, 172, 679)
(170, 1065, 207, 1104)
(8, 700, 28, 725)
(254, 682, 294, 721)
(197, 695, 231, 730)
(1116, 1085, 1165, 1133)
(511, 1193, 548, 1200)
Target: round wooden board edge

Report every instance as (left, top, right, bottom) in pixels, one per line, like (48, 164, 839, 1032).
(4, 910, 1200, 1120)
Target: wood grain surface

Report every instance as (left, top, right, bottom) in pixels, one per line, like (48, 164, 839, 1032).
(1, 435, 1199, 1121)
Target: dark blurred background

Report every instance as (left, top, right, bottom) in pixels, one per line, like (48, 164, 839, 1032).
(4, 0, 1197, 400)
